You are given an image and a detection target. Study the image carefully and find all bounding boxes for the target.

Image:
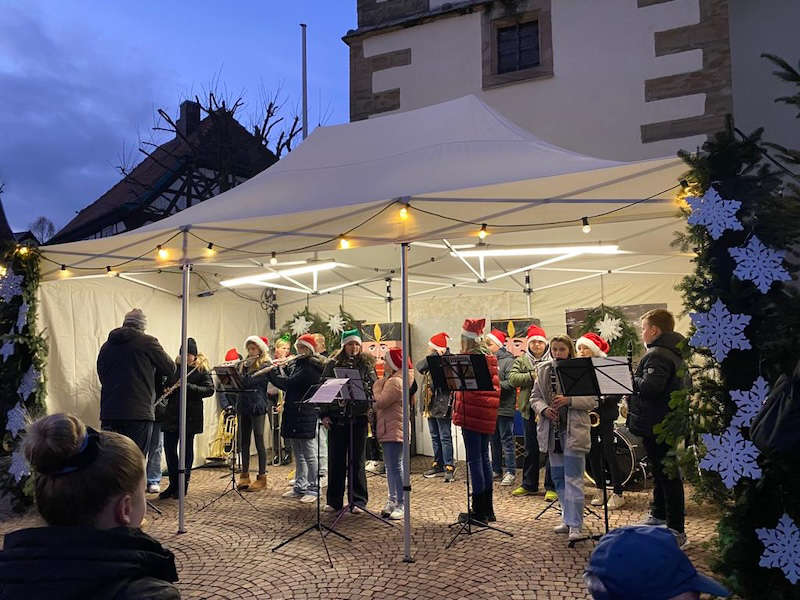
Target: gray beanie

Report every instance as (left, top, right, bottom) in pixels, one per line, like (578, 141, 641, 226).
(122, 308, 147, 331)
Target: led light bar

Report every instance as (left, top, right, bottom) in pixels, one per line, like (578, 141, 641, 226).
(220, 261, 337, 287)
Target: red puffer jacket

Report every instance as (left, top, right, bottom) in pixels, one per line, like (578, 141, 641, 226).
(452, 353, 500, 434)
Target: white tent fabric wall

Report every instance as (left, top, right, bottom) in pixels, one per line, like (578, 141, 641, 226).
(38, 277, 268, 466)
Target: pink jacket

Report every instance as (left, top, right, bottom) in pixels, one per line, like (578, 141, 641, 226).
(373, 373, 406, 443)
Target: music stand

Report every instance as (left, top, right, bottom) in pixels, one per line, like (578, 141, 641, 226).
(427, 354, 513, 548)
(272, 382, 351, 567)
(325, 370, 395, 534)
(196, 366, 260, 513)
(553, 357, 634, 547)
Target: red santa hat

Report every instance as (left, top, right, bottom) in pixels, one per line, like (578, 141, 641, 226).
(485, 329, 507, 348)
(576, 332, 610, 357)
(384, 347, 406, 373)
(428, 332, 450, 352)
(294, 334, 317, 354)
(526, 325, 548, 345)
(244, 335, 269, 356)
(224, 348, 241, 362)
(461, 318, 486, 340)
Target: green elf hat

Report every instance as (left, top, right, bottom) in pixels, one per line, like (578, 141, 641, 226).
(341, 328, 362, 347)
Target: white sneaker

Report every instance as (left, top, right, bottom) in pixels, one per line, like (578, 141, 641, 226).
(365, 460, 377, 472)
(146, 483, 161, 494)
(319, 476, 328, 488)
(641, 513, 667, 527)
(288, 478, 296, 485)
(568, 527, 583, 541)
(300, 494, 318, 503)
(500, 473, 516, 486)
(381, 501, 395, 517)
(553, 522, 569, 534)
(282, 489, 303, 498)
(352, 505, 364, 514)
(323, 504, 338, 512)
(607, 494, 626, 510)
(389, 506, 404, 520)
(590, 494, 604, 506)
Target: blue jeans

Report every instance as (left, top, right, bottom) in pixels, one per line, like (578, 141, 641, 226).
(427, 417, 454, 467)
(290, 437, 319, 496)
(491, 415, 516, 475)
(462, 430, 493, 494)
(549, 449, 586, 528)
(382, 441, 404, 507)
(317, 420, 328, 476)
(146, 423, 163, 486)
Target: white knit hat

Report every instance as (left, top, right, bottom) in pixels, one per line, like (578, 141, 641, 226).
(244, 335, 269, 356)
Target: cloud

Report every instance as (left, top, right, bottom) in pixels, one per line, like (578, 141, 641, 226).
(0, 6, 164, 232)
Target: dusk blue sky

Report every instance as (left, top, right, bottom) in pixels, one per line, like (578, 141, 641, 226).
(0, 1, 355, 232)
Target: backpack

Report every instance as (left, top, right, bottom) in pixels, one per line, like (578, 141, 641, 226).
(750, 362, 800, 455)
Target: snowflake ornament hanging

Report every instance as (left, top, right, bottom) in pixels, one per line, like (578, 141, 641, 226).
(0, 339, 13, 362)
(756, 513, 800, 584)
(17, 366, 40, 401)
(690, 299, 751, 362)
(0, 268, 24, 302)
(290, 315, 312, 336)
(15, 300, 29, 333)
(327, 313, 346, 336)
(596, 314, 623, 342)
(699, 425, 762, 488)
(729, 236, 791, 294)
(8, 448, 30, 483)
(730, 376, 769, 429)
(6, 402, 27, 437)
(686, 187, 743, 240)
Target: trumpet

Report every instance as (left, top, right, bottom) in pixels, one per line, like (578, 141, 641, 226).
(589, 410, 600, 427)
(154, 366, 198, 409)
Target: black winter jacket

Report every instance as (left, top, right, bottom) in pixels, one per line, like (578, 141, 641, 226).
(97, 327, 175, 422)
(0, 526, 179, 600)
(267, 354, 326, 439)
(237, 362, 270, 416)
(416, 353, 453, 420)
(495, 347, 518, 418)
(159, 361, 215, 435)
(320, 350, 377, 421)
(628, 331, 687, 437)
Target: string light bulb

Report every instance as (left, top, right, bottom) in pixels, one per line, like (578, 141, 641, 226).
(270, 251, 278, 265)
(59, 265, 70, 278)
(156, 245, 168, 260)
(338, 236, 351, 250)
(399, 203, 409, 220)
(581, 217, 591, 234)
(17, 245, 29, 256)
(105, 266, 117, 277)
(205, 242, 216, 257)
(478, 224, 488, 240)
(60, 264, 66, 271)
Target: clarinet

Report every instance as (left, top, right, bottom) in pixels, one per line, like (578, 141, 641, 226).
(550, 363, 563, 454)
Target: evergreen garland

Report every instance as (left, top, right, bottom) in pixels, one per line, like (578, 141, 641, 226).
(0, 244, 48, 512)
(277, 306, 357, 354)
(578, 305, 643, 357)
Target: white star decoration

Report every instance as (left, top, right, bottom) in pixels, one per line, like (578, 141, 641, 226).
(0, 269, 24, 302)
(699, 425, 761, 489)
(686, 187, 743, 240)
(0, 340, 13, 362)
(15, 301, 28, 333)
(729, 236, 791, 294)
(327, 313, 346, 336)
(9, 448, 30, 483)
(730, 376, 769, 429)
(6, 403, 27, 437)
(757, 513, 800, 584)
(17, 366, 40, 401)
(291, 316, 312, 336)
(690, 299, 751, 362)
(596, 314, 623, 342)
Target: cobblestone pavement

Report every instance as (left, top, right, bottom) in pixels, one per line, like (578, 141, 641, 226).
(0, 456, 723, 599)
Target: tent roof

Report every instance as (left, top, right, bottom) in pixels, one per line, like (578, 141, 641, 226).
(40, 95, 688, 291)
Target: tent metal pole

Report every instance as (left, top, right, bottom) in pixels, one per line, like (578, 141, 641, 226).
(178, 228, 191, 534)
(524, 270, 532, 317)
(386, 278, 392, 322)
(400, 242, 413, 563)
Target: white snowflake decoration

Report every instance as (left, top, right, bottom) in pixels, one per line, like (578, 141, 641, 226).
(596, 314, 623, 342)
(15, 300, 28, 333)
(327, 313, 346, 336)
(700, 425, 762, 488)
(729, 236, 791, 294)
(757, 513, 800, 584)
(6, 402, 27, 437)
(690, 299, 751, 362)
(17, 366, 40, 401)
(0, 340, 13, 362)
(686, 187, 743, 240)
(730, 376, 769, 429)
(9, 448, 29, 483)
(0, 268, 24, 302)
(290, 315, 312, 336)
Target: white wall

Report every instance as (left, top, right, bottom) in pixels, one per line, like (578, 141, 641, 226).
(364, 0, 707, 160)
(38, 277, 268, 466)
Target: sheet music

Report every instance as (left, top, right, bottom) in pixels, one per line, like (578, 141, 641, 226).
(306, 378, 349, 404)
(333, 368, 367, 400)
(591, 357, 634, 395)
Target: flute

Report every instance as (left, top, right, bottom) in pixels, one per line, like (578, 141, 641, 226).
(154, 366, 198, 409)
(248, 355, 299, 378)
(550, 363, 563, 454)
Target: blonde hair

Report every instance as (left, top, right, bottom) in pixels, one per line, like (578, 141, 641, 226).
(24, 413, 144, 526)
(312, 333, 327, 353)
(549, 335, 576, 359)
(176, 353, 210, 372)
(245, 342, 270, 371)
(460, 335, 485, 354)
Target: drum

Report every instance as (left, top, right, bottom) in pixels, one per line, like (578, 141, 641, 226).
(585, 425, 651, 491)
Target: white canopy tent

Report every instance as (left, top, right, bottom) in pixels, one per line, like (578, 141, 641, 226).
(38, 95, 690, 559)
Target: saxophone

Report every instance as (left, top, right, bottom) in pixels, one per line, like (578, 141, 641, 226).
(550, 364, 563, 454)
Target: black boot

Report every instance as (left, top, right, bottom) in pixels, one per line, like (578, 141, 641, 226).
(486, 486, 497, 522)
(460, 491, 489, 524)
(159, 485, 177, 500)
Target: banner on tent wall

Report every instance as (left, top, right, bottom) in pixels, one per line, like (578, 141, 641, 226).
(565, 303, 667, 352)
(359, 322, 411, 378)
(489, 318, 543, 357)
